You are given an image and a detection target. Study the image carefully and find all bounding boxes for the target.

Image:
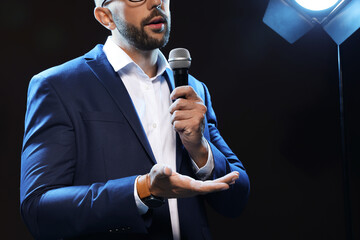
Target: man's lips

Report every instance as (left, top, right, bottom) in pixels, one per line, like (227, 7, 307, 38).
(145, 16, 166, 29)
(147, 16, 166, 25)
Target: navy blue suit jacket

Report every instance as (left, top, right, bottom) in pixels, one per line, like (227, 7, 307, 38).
(20, 45, 250, 240)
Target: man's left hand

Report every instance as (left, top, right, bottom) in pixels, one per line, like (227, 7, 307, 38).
(169, 86, 208, 168)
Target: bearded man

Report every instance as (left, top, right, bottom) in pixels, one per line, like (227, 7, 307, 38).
(20, 0, 250, 239)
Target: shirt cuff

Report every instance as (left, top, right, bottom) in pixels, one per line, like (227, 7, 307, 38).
(191, 140, 214, 180)
(134, 176, 149, 215)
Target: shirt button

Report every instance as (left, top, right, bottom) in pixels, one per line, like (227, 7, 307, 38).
(145, 85, 151, 90)
(152, 123, 157, 128)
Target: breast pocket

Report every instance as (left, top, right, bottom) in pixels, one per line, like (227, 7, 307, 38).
(80, 111, 129, 154)
(78, 111, 150, 180)
(78, 111, 129, 181)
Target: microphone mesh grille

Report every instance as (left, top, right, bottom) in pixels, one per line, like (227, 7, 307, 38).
(168, 48, 192, 70)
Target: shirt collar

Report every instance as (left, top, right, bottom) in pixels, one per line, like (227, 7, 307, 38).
(103, 36, 170, 80)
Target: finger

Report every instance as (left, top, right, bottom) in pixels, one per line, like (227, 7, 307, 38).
(169, 98, 207, 116)
(195, 181, 230, 194)
(170, 86, 199, 101)
(169, 98, 195, 114)
(163, 173, 230, 198)
(170, 110, 194, 124)
(213, 171, 240, 184)
(151, 164, 173, 179)
(229, 181, 236, 185)
(173, 119, 195, 134)
(163, 165, 173, 176)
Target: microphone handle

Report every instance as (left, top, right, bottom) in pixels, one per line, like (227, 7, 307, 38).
(173, 68, 188, 87)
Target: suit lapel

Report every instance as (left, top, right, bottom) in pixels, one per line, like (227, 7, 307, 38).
(84, 45, 157, 165)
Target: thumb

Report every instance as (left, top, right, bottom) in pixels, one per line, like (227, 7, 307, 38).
(151, 164, 173, 179)
(160, 165, 173, 178)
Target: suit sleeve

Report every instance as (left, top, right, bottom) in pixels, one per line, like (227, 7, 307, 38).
(20, 75, 148, 239)
(201, 82, 250, 218)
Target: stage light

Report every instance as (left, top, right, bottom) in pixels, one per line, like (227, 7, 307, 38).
(263, 0, 360, 44)
(294, 0, 340, 11)
(263, 1, 360, 239)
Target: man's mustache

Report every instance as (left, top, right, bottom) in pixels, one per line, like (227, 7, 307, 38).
(141, 9, 169, 27)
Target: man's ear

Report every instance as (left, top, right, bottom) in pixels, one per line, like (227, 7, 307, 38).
(94, 7, 116, 31)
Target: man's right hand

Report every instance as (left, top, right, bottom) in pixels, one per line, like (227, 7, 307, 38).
(137, 164, 239, 199)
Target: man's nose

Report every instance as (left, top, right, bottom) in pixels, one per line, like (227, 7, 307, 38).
(148, 0, 163, 10)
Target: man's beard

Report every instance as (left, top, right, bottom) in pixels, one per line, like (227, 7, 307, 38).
(114, 10, 171, 51)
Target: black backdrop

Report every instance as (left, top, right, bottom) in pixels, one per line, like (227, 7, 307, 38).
(2, 0, 359, 239)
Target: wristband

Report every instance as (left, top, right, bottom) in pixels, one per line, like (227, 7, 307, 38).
(136, 175, 165, 208)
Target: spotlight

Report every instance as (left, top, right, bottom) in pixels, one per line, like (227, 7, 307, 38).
(263, 1, 360, 240)
(263, 0, 360, 44)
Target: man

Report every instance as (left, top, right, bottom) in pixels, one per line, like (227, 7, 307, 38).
(20, 0, 250, 239)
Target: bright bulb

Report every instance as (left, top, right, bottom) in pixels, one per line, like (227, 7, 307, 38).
(295, 0, 339, 11)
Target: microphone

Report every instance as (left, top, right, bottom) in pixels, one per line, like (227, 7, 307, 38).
(168, 48, 192, 87)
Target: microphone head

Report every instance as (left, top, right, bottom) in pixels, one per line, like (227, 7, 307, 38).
(168, 48, 192, 70)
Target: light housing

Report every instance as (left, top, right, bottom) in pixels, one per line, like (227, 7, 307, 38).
(263, 0, 360, 44)
(263, 2, 359, 239)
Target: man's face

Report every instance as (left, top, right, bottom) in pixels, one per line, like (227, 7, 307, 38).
(111, 0, 171, 51)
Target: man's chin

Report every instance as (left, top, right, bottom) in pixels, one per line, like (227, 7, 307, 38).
(126, 25, 170, 50)
(142, 32, 170, 49)
(136, 39, 168, 51)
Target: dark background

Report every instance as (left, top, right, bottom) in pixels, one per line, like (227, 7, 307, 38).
(2, 0, 359, 239)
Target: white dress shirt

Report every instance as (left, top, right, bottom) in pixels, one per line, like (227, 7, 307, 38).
(103, 37, 214, 240)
